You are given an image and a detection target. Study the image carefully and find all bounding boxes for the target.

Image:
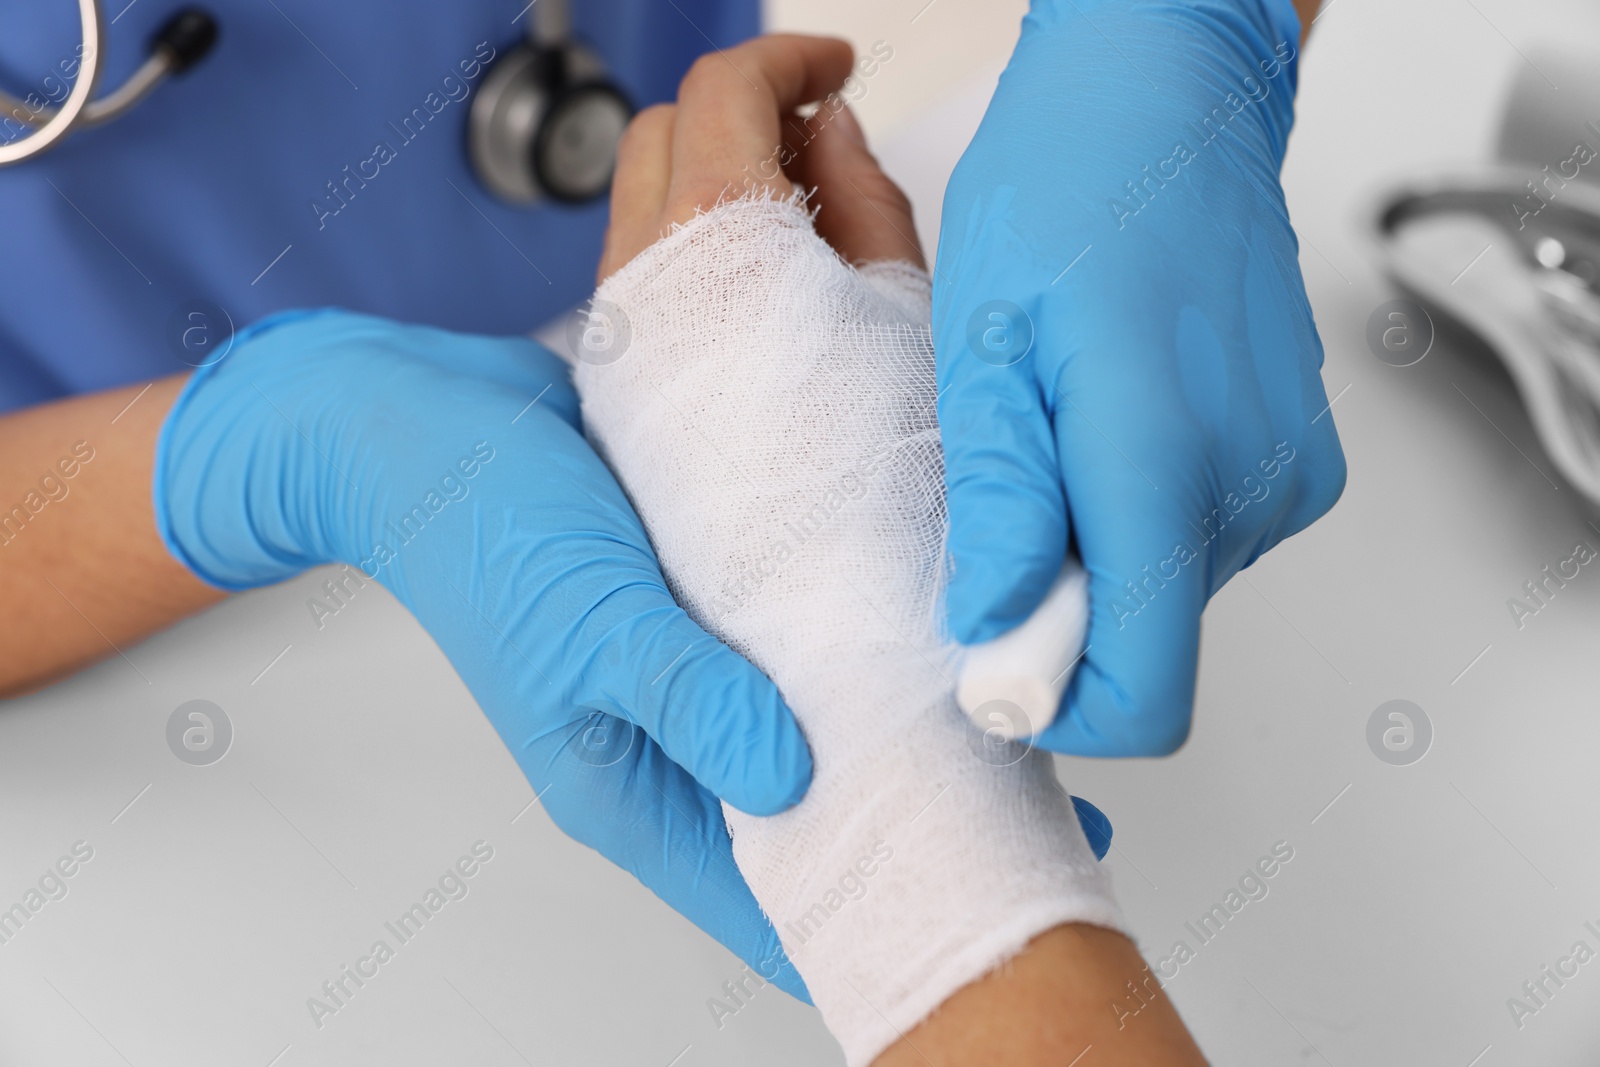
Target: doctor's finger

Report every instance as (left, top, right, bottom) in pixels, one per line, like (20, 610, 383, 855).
(601, 103, 676, 281)
(564, 576, 813, 817)
(668, 34, 854, 212)
(935, 325, 1069, 645)
(1038, 414, 1206, 757)
(529, 734, 810, 1001)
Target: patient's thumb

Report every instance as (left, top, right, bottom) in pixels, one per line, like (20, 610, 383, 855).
(790, 104, 923, 268)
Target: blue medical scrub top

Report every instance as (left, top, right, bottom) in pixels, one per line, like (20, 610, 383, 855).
(0, 0, 757, 412)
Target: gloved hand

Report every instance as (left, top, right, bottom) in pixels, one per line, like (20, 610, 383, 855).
(935, 0, 1346, 755)
(155, 309, 820, 991)
(154, 307, 1119, 998)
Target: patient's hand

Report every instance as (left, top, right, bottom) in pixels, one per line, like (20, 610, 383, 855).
(599, 34, 922, 281)
(590, 34, 1207, 1067)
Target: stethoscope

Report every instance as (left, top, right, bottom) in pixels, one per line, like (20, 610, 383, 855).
(1370, 176, 1600, 504)
(0, 0, 633, 204)
(1366, 48, 1600, 507)
(0, 3, 217, 167)
(469, 0, 633, 203)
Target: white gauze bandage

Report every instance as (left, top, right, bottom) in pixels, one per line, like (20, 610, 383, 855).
(574, 196, 1123, 1066)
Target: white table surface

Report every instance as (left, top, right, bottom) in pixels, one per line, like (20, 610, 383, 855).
(7, 1, 1600, 1064)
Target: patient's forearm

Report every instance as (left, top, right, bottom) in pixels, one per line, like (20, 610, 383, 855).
(1293, 0, 1318, 44)
(875, 924, 1205, 1067)
(0, 376, 220, 695)
(579, 197, 1133, 1063)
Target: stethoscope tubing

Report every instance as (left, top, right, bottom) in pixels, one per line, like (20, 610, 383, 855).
(0, 0, 106, 166)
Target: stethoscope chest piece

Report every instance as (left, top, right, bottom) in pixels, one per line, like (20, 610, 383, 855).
(469, 38, 632, 205)
(1366, 48, 1600, 506)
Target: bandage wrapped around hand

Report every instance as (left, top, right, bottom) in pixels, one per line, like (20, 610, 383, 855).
(574, 195, 1123, 1066)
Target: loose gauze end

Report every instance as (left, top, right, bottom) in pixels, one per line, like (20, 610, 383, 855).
(573, 195, 1123, 1067)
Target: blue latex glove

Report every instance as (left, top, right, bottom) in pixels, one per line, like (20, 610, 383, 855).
(936, 0, 1346, 755)
(155, 309, 1116, 999)
(156, 309, 814, 994)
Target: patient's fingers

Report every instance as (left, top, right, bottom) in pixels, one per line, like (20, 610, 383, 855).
(784, 104, 924, 269)
(600, 103, 676, 281)
(667, 34, 854, 216)
(602, 36, 915, 281)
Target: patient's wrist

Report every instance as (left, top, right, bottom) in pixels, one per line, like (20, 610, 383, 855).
(574, 195, 1126, 1066)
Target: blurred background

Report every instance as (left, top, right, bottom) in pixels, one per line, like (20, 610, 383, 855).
(5, 0, 1600, 1064)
